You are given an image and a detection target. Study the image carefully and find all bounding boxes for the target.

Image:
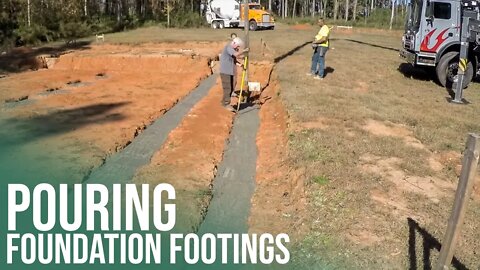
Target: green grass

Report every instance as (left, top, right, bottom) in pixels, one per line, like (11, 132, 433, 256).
(311, 175, 330, 185)
(3, 24, 479, 268)
(30, 24, 480, 267)
(290, 232, 349, 270)
(278, 8, 406, 30)
(53, 24, 478, 268)
(270, 27, 480, 268)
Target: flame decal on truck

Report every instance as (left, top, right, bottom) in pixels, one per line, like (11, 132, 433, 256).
(420, 28, 450, 52)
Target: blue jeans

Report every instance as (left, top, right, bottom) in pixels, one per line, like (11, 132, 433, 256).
(311, 47, 327, 77)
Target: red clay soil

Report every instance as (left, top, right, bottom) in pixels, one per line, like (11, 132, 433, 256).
(249, 73, 307, 238)
(80, 42, 225, 59)
(0, 42, 225, 73)
(0, 44, 216, 158)
(132, 79, 234, 232)
(0, 42, 222, 103)
(291, 24, 313, 30)
(245, 61, 274, 92)
(131, 61, 279, 232)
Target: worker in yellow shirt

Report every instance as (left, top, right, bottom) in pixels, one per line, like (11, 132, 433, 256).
(308, 18, 330, 80)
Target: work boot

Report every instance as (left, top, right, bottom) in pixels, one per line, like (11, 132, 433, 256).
(314, 75, 323, 80)
(306, 72, 314, 76)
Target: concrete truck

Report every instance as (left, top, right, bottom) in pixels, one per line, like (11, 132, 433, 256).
(400, 0, 480, 90)
(204, 0, 275, 31)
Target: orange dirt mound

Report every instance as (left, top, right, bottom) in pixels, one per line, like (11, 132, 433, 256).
(249, 73, 307, 238)
(133, 78, 234, 232)
(0, 43, 217, 165)
(291, 24, 313, 30)
(53, 54, 208, 73)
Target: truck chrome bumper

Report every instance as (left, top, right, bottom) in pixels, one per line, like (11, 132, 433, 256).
(258, 22, 274, 28)
(400, 49, 436, 67)
(400, 49, 416, 65)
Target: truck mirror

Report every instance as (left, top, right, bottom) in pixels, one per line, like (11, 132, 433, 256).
(426, 15, 434, 26)
(425, 0, 434, 25)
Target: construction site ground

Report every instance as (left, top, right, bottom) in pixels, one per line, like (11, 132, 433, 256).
(1, 23, 479, 269)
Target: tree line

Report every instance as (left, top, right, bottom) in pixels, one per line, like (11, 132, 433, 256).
(0, 0, 407, 48)
(267, 0, 407, 30)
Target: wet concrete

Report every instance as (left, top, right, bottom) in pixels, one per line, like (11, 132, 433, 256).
(2, 88, 70, 110)
(95, 73, 109, 80)
(2, 98, 36, 109)
(37, 89, 70, 96)
(4, 95, 28, 103)
(199, 106, 260, 234)
(170, 106, 260, 270)
(67, 80, 92, 87)
(84, 74, 218, 184)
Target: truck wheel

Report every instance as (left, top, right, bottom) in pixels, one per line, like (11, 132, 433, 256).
(249, 20, 257, 31)
(436, 51, 473, 88)
(212, 21, 219, 29)
(218, 21, 224, 29)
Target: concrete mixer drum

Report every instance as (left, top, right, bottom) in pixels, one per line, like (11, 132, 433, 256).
(204, 0, 274, 30)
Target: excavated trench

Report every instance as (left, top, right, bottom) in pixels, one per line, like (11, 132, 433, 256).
(0, 45, 215, 184)
(72, 55, 277, 239)
(83, 74, 218, 184)
(160, 64, 285, 270)
(0, 42, 301, 269)
(198, 106, 260, 232)
(0, 42, 291, 255)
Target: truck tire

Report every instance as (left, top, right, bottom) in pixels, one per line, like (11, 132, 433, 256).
(436, 51, 473, 89)
(249, 20, 257, 31)
(212, 21, 219, 29)
(218, 21, 224, 29)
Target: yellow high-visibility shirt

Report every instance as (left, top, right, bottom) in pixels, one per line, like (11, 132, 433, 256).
(315, 25, 330, 47)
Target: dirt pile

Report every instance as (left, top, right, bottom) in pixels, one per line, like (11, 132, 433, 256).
(53, 54, 206, 73)
(291, 24, 313, 30)
(249, 74, 307, 238)
(133, 79, 234, 232)
(0, 43, 217, 185)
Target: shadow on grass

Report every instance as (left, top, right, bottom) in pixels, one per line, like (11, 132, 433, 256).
(397, 63, 473, 100)
(397, 62, 468, 101)
(325, 67, 335, 77)
(0, 102, 128, 151)
(407, 218, 468, 270)
(340, 38, 399, 52)
(443, 75, 480, 102)
(398, 63, 436, 82)
(0, 41, 92, 73)
(445, 80, 458, 100)
(274, 41, 311, 63)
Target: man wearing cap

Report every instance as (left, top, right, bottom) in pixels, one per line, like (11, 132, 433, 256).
(308, 18, 330, 80)
(219, 37, 249, 112)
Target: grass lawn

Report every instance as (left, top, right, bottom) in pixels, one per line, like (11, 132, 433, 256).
(270, 25, 480, 269)
(74, 23, 480, 269)
(4, 23, 480, 269)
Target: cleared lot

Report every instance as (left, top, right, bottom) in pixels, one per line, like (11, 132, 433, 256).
(0, 24, 479, 269)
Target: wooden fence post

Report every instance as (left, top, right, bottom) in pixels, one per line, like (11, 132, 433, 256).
(435, 133, 480, 270)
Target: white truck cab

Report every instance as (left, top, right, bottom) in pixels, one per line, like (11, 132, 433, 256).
(401, 0, 477, 88)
